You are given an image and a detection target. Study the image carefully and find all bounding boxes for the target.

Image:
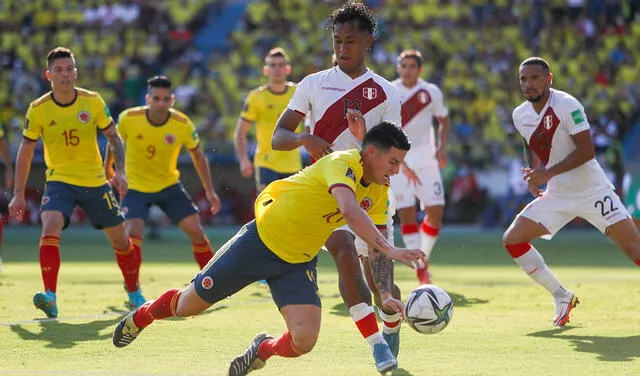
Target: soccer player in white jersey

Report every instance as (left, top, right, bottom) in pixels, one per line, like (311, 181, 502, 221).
(390, 49, 450, 284)
(504, 57, 640, 326)
(271, 2, 404, 372)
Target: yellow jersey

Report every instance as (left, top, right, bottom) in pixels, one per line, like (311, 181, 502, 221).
(255, 149, 389, 263)
(240, 82, 301, 173)
(24, 88, 113, 187)
(117, 106, 200, 193)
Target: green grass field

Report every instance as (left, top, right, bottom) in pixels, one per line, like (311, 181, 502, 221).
(1, 226, 639, 376)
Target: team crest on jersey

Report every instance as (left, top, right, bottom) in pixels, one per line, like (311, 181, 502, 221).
(78, 111, 90, 124)
(360, 197, 373, 211)
(346, 167, 356, 182)
(363, 87, 377, 100)
(543, 115, 553, 130)
(419, 92, 429, 104)
(201, 276, 213, 289)
(164, 133, 176, 145)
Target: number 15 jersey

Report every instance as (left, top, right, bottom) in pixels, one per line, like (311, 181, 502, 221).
(24, 88, 113, 187)
(287, 67, 401, 151)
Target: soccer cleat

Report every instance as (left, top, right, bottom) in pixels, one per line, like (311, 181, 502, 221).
(553, 293, 579, 327)
(113, 310, 144, 348)
(228, 333, 273, 376)
(126, 289, 147, 309)
(382, 330, 400, 359)
(33, 290, 58, 318)
(372, 342, 398, 374)
(257, 280, 268, 287)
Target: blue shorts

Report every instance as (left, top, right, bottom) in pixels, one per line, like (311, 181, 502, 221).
(40, 181, 124, 229)
(256, 167, 294, 188)
(121, 183, 197, 224)
(193, 220, 320, 308)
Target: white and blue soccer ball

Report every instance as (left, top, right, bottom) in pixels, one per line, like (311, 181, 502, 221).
(404, 284, 453, 334)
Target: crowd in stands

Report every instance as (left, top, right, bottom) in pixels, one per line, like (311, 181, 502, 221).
(1, 0, 639, 226)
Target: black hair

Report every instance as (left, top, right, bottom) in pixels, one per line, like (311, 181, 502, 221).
(328, 1, 377, 37)
(47, 47, 74, 66)
(520, 57, 550, 73)
(398, 49, 423, 68)
(363, 122, 411, 152)
(147, 75, 172, 90)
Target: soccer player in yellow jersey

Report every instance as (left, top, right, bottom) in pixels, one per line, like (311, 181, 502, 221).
(113, 122, 424, 376)
(233, 48, 302, 192)
(107, 75, 221, 276)
(0, 126, 13, 272)
(8, 47, 143, 318)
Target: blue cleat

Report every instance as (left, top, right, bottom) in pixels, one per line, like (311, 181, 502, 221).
(126, 289, 147, 309)
(33, 290, 58, 318)
(382, 330, 400, 359)
(372, 342, 398, 374)
(257, 280, 268, 287)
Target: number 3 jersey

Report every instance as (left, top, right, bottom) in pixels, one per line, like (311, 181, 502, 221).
(255, 149, 389, 264)
(117, 106, 200, 193)
(24, 88, 113, 187)
(287, 67, 401, 151)
(512, 88, 612, 196)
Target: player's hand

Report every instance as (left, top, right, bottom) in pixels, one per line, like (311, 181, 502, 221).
(522, 167, 552, 187)
(8, 194, 25, 221)
(527, 181, 544, 197)
(111, 171, 128, 197)
(401, 163, 421, 186)
(105, 165, 116, 181)
(239, 158, 253, 178)
(436, 148, 448, 169)
(206, 189, 221, 215)
(301, 133, 333, 160)
(346, 108, 366, 142)
(380, 292, 405, 317)
(385, 247, 427, 269)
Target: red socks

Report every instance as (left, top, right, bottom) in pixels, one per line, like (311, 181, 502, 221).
(258, 330, 302, 361)
(39, 236, 61, 292)
(192, 238, 214, 269)
(505, 242, 532, 258)
(133, 288, 182, 328)
(115, 237, 142, 292)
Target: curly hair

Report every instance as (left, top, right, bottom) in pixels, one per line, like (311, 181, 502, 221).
(327, 1, 377, 37)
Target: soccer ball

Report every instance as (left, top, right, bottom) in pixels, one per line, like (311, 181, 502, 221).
(404, 284, 453, 334)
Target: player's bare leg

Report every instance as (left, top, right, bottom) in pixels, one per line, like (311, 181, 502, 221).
(178, 213, 214, 269)
(503, 216, 578, 326)
(606, 217, 640, 264)
(229, 304, 321, 376)
(104, 223, 145, 308)
(634, 218, 640, 230)
(33, 211, 64, 318)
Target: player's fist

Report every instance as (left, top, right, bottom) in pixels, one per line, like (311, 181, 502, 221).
(111, 171, 128, 198)
(300, 133, 333, 160)
(239, 159, 253, 178)
(8, 194, 25, 222)
(206, 189, 221, 215)
(380, 293, 405, 316)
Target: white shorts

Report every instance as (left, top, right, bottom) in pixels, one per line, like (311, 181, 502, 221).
(334, 189, 396, 257)
(390, 165, 445, 210)
(517, 187, 630, 239)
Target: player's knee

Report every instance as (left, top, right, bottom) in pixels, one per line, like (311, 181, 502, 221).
(290, 329, 318, 354)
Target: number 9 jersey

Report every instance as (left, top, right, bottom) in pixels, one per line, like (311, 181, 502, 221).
(24, 88, 113, 187)
(117, 106, 200, 193)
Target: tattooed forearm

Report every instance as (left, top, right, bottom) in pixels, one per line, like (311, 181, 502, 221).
(107, 133, 125, 172)
(369, 229, 393, 295)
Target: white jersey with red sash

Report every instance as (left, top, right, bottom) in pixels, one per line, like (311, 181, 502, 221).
(512, 88, 612, 197)
(392, 78, 448, 168)
(288, 67, 401, 151)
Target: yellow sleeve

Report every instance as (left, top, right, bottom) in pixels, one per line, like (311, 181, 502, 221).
(239, 90, 259, 122)
(368, 185, 389, 226)
(23, 105, 42, 141)
(94, 93, 114, 130)
(323, 154, 359, 194)
(184, 117, 200, 150)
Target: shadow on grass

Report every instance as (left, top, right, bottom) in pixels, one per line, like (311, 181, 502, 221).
(393, 368, 415, 376)
(10, 316, 120, 349)
(527, 326, 640, 362)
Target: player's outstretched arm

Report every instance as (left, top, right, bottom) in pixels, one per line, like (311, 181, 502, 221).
(189, 146, 220, 215)
(102, 123, 127, 196)
(331, 186, 425, 267)
(233, 117, 254, 177)
(8, 138, 36, 221)
(367, 227, 403, 312)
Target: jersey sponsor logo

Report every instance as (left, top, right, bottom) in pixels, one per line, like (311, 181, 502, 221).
(360, 197, 373, 211)
(78, 111, 90, 124)
(321, 86, 346, 92)
(201, 276, 213, 289)
(571, 109, 585, 125)
(164, 133, 176, 145)
(49, 120, 57, 127)
(543, 114, 553, 130)
(346, 167, 356, 182)
(363, 87, 377, 100)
